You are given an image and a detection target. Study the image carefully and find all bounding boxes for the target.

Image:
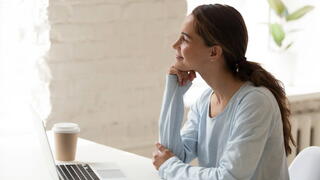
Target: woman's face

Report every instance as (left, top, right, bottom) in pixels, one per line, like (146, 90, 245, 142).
(172, 15, 213, 71)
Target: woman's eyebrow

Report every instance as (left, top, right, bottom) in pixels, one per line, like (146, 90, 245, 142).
(181, 32, 192, 40)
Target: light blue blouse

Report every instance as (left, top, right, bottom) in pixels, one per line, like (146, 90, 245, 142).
(158, 75, 289, 180)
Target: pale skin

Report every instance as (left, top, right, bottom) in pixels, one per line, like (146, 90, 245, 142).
(152, 14, 246, 170)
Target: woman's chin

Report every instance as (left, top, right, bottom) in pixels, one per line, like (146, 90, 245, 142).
(174, 62, 191, 71)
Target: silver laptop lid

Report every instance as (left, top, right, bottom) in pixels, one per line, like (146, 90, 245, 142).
(31, 105, 60, 180)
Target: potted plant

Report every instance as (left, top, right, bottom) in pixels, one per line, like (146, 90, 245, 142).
(267, 0, 314, 51)
(265, 0, 314, 86)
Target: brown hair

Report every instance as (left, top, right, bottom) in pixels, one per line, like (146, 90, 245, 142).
(192, 4, 295, 155)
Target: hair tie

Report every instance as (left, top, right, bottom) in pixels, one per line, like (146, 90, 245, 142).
(236, 56, 247, 72)
(239, 56, 247, 63)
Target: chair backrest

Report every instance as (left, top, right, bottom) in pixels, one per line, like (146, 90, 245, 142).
(289, 146, 320, 180)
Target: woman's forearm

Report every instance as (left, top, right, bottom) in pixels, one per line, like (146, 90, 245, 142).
(159, 74, 192, 161)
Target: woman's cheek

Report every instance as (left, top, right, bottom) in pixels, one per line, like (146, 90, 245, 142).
(181, 45, 192, 58)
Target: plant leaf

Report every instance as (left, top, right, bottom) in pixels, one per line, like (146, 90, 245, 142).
(287, 29, 301, 33)
(267, 0, 287, 17)
(286, 5, 314, 21)
(285, 42, 294, 50)
(269, 23, 285, 47)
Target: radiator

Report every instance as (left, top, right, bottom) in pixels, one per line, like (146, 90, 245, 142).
(287, 92, 320, 164)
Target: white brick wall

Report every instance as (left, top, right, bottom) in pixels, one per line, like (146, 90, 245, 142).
(45, 0, 187, 157)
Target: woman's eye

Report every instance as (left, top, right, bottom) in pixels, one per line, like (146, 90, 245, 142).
(181, 36, 187, 42)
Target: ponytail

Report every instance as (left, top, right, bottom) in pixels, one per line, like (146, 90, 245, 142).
(236, 60, 296, 156)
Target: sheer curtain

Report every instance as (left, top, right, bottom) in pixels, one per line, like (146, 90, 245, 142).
(0, 0, 50, 135)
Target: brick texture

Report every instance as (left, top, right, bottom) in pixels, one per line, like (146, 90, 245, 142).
(45, 0, 187, 157)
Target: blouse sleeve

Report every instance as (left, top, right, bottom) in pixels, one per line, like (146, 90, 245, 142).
(159, 74, 199, 163)
(159, 90, 276, 180)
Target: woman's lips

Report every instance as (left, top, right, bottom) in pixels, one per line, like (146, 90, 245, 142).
(176, 55, 184, 60)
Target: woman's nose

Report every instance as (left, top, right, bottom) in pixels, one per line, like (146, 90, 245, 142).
(172, 39, 179, 49)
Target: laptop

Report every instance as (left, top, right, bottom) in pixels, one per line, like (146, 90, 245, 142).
(31, 106, 127, 180)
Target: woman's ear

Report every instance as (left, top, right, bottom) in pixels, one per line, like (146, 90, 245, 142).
(210, 45, 222, 61)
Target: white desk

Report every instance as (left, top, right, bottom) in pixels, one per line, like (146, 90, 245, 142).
(0, 131, 160, 180)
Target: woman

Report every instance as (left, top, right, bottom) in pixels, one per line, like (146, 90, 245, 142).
(152, 4, 295, 180)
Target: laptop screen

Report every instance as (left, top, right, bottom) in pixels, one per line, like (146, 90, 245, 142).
(31, 106, 60, 180)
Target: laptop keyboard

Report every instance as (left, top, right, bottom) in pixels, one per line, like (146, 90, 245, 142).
(56, 164, 100, 180)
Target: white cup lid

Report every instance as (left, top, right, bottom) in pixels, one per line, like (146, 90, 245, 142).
(52, 123, 80, 134)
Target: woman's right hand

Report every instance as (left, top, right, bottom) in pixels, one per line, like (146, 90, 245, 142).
(168, 66, 196, 86)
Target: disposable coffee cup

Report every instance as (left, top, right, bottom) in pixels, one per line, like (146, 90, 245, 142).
(52, 123, 80, 161)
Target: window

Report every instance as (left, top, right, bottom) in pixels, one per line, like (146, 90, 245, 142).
(0, 0, 50, 134)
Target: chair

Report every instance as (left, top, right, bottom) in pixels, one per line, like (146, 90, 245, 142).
(289, 146, 320, 180)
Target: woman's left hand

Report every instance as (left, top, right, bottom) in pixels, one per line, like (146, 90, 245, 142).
(152, 142, 175, 170)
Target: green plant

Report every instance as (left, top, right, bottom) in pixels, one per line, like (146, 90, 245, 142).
(267, 0, 314, 50)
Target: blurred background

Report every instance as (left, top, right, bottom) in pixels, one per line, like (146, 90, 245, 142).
(1, 0, 319, 164)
